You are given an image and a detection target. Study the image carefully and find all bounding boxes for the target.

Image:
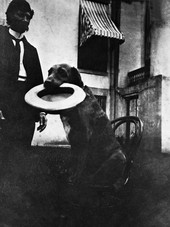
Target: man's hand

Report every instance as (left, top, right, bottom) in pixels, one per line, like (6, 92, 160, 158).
(0, 110, 5, 131)
(0, 110, 5, 120)
(37, 112, 47, 132)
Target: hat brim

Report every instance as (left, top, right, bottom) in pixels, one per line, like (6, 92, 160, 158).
(25, 83, 86, 114)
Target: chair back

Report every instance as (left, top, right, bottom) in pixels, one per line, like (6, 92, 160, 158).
(111, 116, 143, 185)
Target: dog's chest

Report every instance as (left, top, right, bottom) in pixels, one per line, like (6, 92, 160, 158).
(60, 108, 88, 147)
(60, 115, 71, 141)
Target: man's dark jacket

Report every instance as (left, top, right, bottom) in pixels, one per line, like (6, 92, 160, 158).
(0, 25, 43, 145)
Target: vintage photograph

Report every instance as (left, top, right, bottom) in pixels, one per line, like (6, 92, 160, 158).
(0, 0, 169, 226)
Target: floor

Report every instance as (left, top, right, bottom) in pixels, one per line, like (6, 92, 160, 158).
(0, 144, 170, 227)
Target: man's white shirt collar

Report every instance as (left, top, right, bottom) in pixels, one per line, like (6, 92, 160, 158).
(9, 28, 25, 40)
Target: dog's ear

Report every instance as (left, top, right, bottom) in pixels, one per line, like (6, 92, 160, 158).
(70, 67, 84, 88)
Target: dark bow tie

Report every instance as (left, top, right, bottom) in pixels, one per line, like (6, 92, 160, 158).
(10, 34, 24, 43)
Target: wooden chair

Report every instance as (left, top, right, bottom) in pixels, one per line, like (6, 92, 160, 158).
(111, 116, 144, 187)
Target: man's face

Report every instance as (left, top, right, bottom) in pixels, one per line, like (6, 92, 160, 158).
(10, 10, 31, 33)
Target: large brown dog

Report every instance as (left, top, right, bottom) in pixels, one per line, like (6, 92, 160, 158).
(44, 64, 126, 186)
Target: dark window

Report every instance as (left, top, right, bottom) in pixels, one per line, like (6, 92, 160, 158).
(78, 36, 108, 73)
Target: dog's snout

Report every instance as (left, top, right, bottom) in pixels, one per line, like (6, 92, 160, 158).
(44, 80, 53, 89)
(45, 75, 53, 83)
(44, 76, 62, 91)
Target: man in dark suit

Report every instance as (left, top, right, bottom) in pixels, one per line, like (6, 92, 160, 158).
(0, 0, 46, 148)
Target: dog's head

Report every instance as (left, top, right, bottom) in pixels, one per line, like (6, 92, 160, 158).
(44, 64, 84, 90)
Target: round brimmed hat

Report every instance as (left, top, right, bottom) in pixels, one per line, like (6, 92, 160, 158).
(25, 83, 86, 114)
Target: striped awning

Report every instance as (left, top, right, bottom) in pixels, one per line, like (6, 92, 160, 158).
(79, 0, 125, 46)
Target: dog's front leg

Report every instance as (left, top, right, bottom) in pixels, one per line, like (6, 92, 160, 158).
(68, 146, 89, 183)
(75, 147, 89, 182)
(71, 124, 93, 183)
